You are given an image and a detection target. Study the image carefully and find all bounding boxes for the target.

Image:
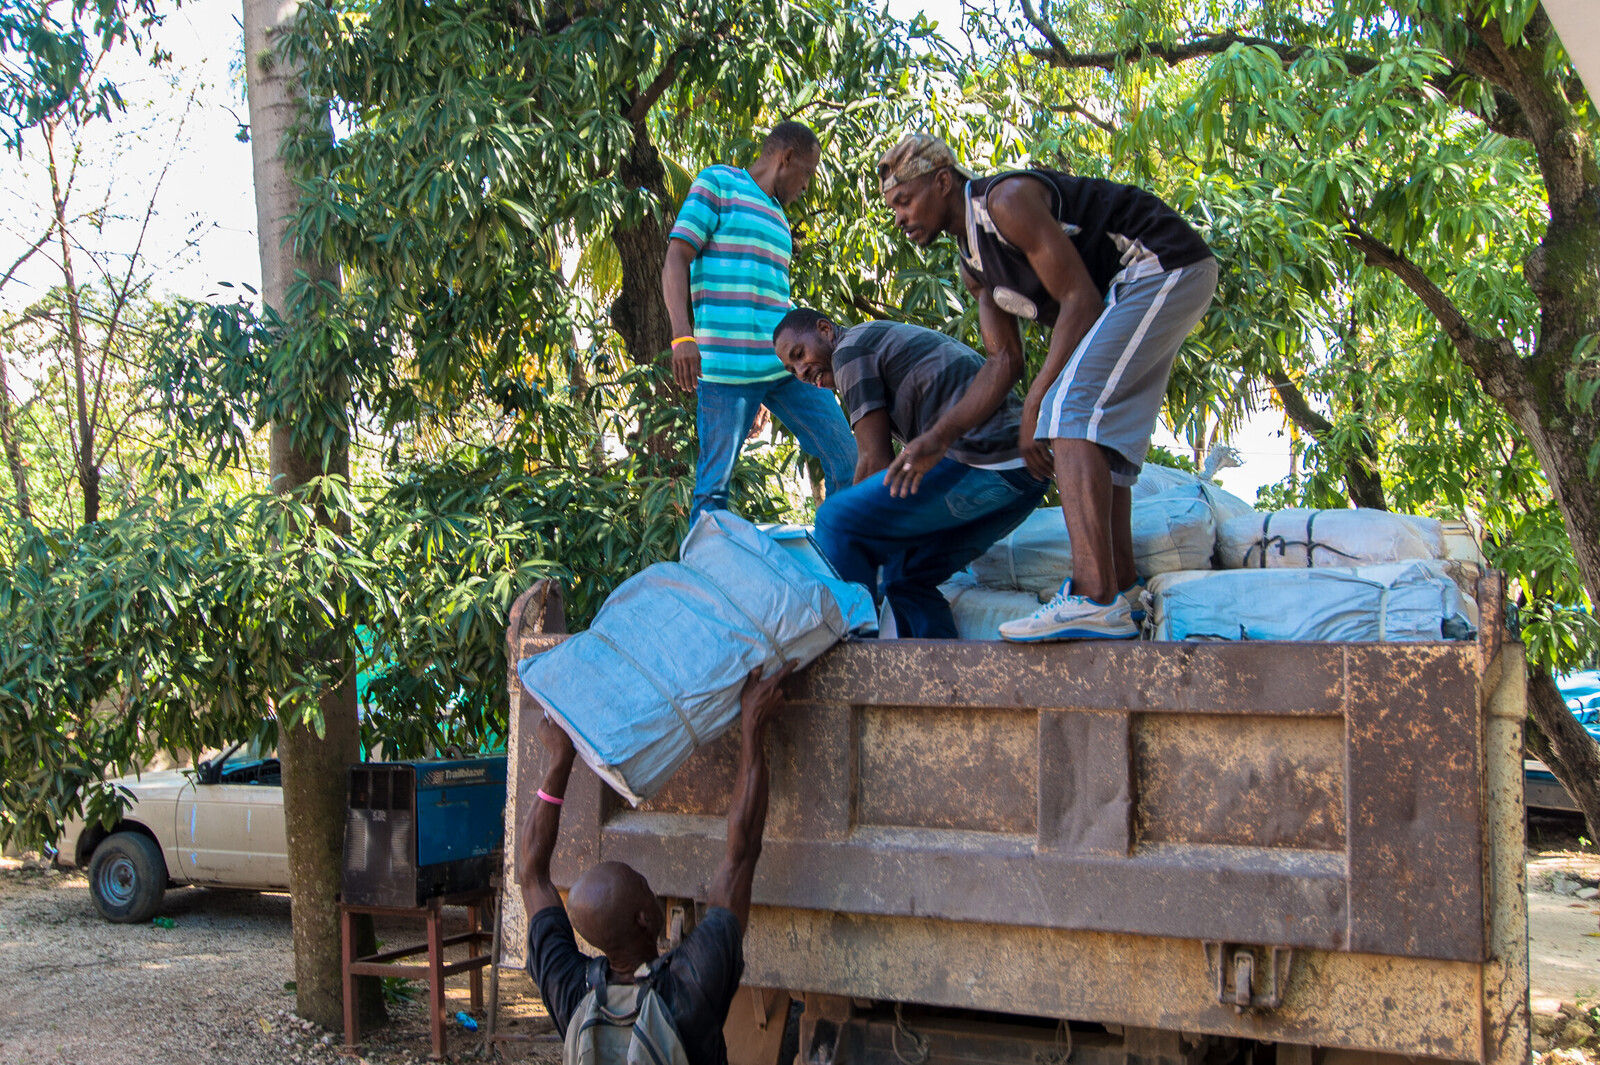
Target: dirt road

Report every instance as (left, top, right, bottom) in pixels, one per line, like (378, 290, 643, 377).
(0, 863, 557, 1065)
(3, 842, 1597, 1065)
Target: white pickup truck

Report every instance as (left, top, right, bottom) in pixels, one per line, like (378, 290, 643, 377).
(54, 741, 290, 922)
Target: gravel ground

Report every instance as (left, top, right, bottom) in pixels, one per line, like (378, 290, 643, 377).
(3, 832, 1598, 1065)
(0, 862, 560, 1065)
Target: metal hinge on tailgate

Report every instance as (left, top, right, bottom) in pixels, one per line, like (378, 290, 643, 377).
(1203, 943, 1293, 1014)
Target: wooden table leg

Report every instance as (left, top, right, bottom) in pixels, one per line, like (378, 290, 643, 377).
(341, 907, 359, 1051)
(468, 902, 485, 1012)
(428, 902, 447, 1060)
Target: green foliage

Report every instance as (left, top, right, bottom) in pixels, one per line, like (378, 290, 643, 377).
(0, 334, 800, 847)
(0, 0, 165, 148)
(960, 0, 1598, 670)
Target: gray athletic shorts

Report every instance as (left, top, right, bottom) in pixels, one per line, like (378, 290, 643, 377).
(1035, 258, 1218, 487)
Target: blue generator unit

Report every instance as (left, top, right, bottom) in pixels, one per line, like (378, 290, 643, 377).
(342, 756, 508, 908)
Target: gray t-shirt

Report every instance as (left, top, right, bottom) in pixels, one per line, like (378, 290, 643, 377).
(831, 320, 1024, 466)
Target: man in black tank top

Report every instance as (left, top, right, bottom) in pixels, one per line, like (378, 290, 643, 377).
(875, 133, 1217, 642)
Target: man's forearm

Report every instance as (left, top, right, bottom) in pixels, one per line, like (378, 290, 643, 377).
(529, 753, 576, 885)
(856, 448, 891, 483)
(725, 727, 771, 866)
(661, 251, 695, 337)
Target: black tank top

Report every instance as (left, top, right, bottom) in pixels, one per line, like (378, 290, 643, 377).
(955, 169, 1213, 321)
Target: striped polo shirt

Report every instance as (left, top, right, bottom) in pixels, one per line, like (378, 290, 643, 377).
(832, 321, 1025, 467)
(667, 165, 793, 385)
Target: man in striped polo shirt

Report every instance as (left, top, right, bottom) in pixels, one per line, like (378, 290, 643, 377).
(662, 122, 857, 521)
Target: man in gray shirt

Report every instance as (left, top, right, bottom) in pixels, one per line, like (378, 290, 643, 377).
(773, 309, 1047, 637)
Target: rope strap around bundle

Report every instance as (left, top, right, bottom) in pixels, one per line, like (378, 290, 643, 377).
(590, 629, 703, 747)
(1249, 511, 1364, 568)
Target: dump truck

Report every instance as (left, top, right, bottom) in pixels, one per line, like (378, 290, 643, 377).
(499, 575, 1528, 1065)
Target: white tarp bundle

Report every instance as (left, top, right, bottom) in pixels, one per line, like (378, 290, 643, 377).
(1146, 560, 1479, 643)
(1131, 465, 1256, 522)
(938, 573, 1044, 641)
(1216, 508, 1445, 569)
(516, 512, 875, 805)
(968, 492, 1218, 593)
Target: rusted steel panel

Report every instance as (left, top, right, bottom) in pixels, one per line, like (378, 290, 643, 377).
(858, 706, 1037, 833)
(791, 640, 1349, 715)
(738, 907, 1483, 1060)
(502, 582, 1503, 960)
(1345, 644, 1485, 961)
(1134, 715, 1346, 851)
(507, 632, 1492, 960)
(498, 577, 1518, 1060)
(597, 819, 1350, 949)
(1037, 711, 1131, 855)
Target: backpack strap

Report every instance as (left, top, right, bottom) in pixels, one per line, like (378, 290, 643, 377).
(587, 955, 609, 999)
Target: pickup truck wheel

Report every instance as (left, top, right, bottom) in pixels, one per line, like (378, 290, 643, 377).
(88, 832, 167, 923)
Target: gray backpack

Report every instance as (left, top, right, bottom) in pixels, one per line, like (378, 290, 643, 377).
(564, 955, 691, 1065)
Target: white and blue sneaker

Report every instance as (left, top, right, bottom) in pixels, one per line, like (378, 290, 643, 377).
(1037, 581, 1147, 623)
(1000, 584, 1138, 642)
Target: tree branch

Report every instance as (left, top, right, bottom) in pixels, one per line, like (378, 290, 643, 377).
(624, 43, 692, 125)
(1046, 100, 1116, 135)
(1027, 28, 1377, 75)
(1343, 223, 1523, 401)
(0, 230, 52, 297)
(1265, 358, 1386, 509)
(1020, 8, 1536, 141)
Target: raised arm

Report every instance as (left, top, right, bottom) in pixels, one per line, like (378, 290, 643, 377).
(707, 662, 795, 930)
(881, 266, 1026, 498)
(518, 714, 578, 916)
(661, 238, 701, 393)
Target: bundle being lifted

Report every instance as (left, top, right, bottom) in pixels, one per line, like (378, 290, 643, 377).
(516, 513, 875, 805)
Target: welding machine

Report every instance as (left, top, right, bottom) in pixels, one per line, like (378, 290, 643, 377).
(341, 756, 507, 908)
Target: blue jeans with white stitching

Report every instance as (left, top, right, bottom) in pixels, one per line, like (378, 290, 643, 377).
(813, 457, 1047, 638)
(691, 377, 858, 520)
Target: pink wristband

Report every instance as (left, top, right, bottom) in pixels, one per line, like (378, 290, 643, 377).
(537, 789, 564, 806)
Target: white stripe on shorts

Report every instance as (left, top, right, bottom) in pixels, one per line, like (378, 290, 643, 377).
(1087, 266, 1184, 442)
(1044, 282, 1122, 439)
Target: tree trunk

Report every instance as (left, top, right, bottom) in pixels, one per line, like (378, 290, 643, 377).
(242, 0, 383, 1033)
(1463, 8, 1600, 839)
(43, 122, 100, 526)
(1526, 664, 1600, 841)
(609, 119, 683, 465)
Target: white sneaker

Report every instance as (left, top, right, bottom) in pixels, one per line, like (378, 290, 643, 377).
(1000, 587, 1138, 642)
(1038, 582, 1147, 623)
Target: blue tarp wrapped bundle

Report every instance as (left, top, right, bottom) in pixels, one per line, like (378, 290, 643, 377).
(1146, 560, 1479, 642)
(516, 511, 876, 805)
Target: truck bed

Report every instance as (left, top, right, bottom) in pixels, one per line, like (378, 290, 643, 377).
(500, 578, 1526, 1065)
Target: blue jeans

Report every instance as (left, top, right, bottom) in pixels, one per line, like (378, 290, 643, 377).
(692, 377, 858, 519)
(814, 458, 1047, 638)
